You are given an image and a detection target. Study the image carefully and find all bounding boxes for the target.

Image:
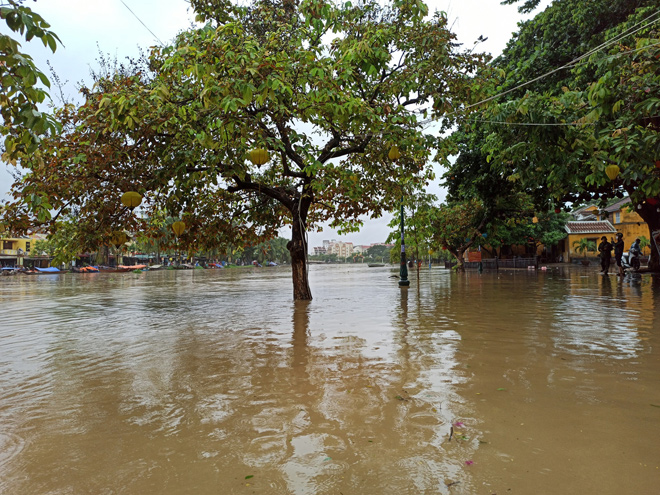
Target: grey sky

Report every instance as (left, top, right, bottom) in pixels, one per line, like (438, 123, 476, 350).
(0, 0, 550, 247)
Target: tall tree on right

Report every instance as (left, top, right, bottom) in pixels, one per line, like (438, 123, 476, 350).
(447, 0, 660, 270)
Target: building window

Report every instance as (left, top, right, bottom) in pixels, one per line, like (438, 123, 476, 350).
(2, 241, 13, 250)
(25, 242, 30, 253)
(615, 212, 620, 224)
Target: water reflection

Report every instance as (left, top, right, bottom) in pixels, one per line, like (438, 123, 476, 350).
(0, 266, 658, 494)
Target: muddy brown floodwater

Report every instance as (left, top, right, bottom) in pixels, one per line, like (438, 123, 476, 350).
(0, 265, 659, 494)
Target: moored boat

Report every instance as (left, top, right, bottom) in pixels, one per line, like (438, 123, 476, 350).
(118, 264, 147, 271)
(98, 266, 132, 273)
(35, 267, 64, 273)
(72, 266, 99, 273)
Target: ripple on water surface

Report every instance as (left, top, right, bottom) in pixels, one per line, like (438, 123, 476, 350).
(0, 267, 658, 494)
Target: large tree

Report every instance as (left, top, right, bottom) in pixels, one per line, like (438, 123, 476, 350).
(430, 198, 487, 271)
(447, 0, 660, 270)
(481, 4, 660, 269)
(1, 0, 489, 299)
(0, 0, 61, 161)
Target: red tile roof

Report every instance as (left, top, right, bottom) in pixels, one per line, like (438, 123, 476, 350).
(602, 197, 631, 213)
(565, 221, 617, 234)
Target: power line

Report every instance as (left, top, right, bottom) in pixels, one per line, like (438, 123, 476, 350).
(467, 8, 660, 110)
(431, 8, 660, 123)
(120, 0, 165, 46)
(469, 119, 595, 127)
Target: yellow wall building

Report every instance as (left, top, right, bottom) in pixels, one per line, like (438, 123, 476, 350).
(0, 233, 48, 267)
(563, 197, 652, 261)
(563, 221, 617, 261)
(599, 197, 650, 254)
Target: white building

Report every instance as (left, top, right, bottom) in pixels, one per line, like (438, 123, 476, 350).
(352, 245, 372, 254)
(327, 241, 353, 258)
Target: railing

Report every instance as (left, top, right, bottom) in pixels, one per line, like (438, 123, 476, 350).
(0, 249, 18, 256)
(445, 257, 539, 270)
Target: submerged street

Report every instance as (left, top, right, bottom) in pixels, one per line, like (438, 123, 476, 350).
(1, 265, 659, 494)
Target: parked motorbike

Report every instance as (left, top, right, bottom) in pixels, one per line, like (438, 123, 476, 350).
(621, 247, 641, 272)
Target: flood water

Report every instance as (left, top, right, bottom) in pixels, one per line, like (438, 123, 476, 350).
(1, 265, 659, 494)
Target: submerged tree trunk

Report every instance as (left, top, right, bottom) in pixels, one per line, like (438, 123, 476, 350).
(451, 249, 466, 272)
(287, 208, 312, 300)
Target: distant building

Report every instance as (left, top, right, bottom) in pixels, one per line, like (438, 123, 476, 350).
(352, 245, 372, 254)
(571, 204, 599, 221)
(564, 221, 617, 261)
(0, 232, 50, 268)
(328, 241, 353, 258)
(312, 241, 392, 258)
(561, 196, 650, 261)
(599, 197, 648, 249)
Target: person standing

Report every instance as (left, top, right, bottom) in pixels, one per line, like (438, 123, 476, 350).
(598, 236, 612, 275)
(613, 233, 624, 277)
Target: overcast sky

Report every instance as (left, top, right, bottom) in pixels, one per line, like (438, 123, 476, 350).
(0, 0, 551, 248)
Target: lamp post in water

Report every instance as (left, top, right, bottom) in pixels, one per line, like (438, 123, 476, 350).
(388, 146, 409, 287)
(172, 220, 185, 266)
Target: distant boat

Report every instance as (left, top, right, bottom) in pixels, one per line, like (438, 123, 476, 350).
(368, 263, 385, 267)
(72, 266, 99, 273)
(118, 264, 147, 271)
(99, 266, 132, 273)
(34, 267, 63, 273)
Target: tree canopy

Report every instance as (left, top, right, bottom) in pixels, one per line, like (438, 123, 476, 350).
(0, 0, 61, 161)
(446, 0, 660, 270)
(1, 0, 490, 299)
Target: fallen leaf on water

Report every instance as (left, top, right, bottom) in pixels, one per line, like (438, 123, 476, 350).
(497, 388, 507, 391)
(453, 421, 464, 427)
(651, 404, 660, 408)
(465, 460, 474, 465)
(245, 475, 254, 480)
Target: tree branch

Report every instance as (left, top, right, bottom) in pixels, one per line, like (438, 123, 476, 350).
(318, 134, 373, 162)
(228, 173, 295, 210)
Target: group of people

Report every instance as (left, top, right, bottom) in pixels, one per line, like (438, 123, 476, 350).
(598, 234, 641, 276)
